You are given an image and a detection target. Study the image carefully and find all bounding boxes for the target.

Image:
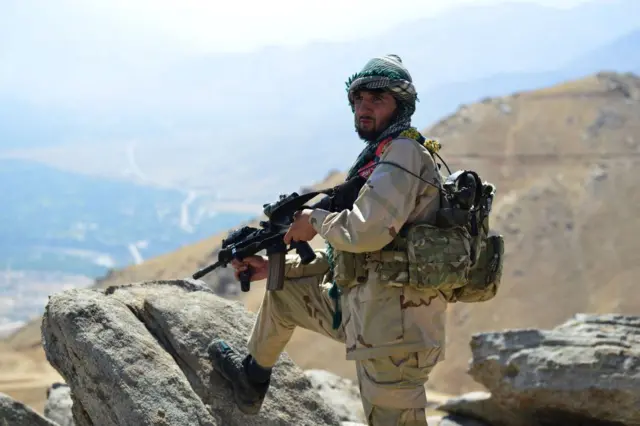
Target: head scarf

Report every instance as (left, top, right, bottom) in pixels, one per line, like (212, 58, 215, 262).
(347, 55, 417, 137)
(344, 54, 419, 179)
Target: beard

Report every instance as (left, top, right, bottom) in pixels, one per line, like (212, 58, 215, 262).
(354, 109, 400, 143)
(355, 117, 385, 143)
(356, 127, 383, 143)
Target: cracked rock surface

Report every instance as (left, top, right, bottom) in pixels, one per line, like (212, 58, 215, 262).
(41, 279, 342, 426)
(303, 370, 365, 424)
(438, 314, 640, 426)
(0, 392, 58, 426)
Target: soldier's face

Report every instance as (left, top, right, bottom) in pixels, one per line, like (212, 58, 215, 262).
(353, 90, 398, 141)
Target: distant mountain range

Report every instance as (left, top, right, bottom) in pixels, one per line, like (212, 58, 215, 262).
(419, 28, 640, 126)
(567, 28, 640, 75)
(1, 1, 638, 189)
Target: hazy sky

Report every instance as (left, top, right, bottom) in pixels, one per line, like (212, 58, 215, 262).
(0, 0, 608, 107)
(85, 0, 593, 53)
(3, 0, 593, 56)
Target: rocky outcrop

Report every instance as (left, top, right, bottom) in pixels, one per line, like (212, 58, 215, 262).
(432, 415, 491, 426)
(36, 278, 640, 426)
(44, 383, 74, 426)
(438, 314, 640, 426)
(40, 280, 345, 426)
(0, 392, 58, 426)
(597, 71, 640, 101)
(302, 369, 488, 426)
(304, 369, 365, 424)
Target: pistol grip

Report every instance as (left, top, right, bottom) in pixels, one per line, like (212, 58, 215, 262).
(239, 268, 252, 292)
(291, 241, 316, 264)
(266, 252, 286, 291)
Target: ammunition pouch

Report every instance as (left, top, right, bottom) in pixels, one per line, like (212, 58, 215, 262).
(332, 250, 368, 288)
(366, 224, 473, 292)
(406, 224, 473, 291)
(332, 169, 504, 304)
(453, 233, 504, 302)
(367, 226, 503, 304)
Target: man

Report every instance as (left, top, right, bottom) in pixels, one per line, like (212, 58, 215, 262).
(208, 54, 447, 426)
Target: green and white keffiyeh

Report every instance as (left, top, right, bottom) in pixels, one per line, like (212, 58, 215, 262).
(346, 54, 418, 146)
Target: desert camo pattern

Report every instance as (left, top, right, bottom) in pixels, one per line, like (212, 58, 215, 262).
(248, 137, 448, 425)
(309, 136, 448, 360)
(248, 270, 440, 426)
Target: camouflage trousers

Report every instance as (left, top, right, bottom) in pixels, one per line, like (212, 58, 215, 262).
(247, 274, 442, 426)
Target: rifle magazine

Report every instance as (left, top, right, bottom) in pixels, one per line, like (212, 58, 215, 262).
(266, 252, 286, 291)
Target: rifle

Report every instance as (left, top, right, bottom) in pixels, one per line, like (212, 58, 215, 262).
(192, 175, 366, 292)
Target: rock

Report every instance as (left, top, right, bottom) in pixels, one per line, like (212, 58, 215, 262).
(41, 279, 344, 426)
(439, 314, 640, 426)
(588, 164, 608, 182)
(425, 414, 491, 426)
(44, 383, 74, 426)
(304, 369, 365, 424)
(0, 392, 58, 426)
(498, 103, 512, 114)
(437, 392, 522, 426)
(437, 415, 492, 426)
(598, 72, 640, 101)
(584, 107, 626, 138)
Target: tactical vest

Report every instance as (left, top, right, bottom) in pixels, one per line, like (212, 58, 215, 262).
(331, 144, 504, 304)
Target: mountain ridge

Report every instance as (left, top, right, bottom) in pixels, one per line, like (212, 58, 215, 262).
(3, 17, 638, 204)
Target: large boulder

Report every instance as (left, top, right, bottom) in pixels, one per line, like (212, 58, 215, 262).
(438, 314, 640, 426)
(0, 392, 58, 426)
(40, 279, 345, 426)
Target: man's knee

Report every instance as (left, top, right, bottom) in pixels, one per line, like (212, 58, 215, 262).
(247, 280, 305, 367)
(258, 276, 317, 324)
(249, 275, 329, 341)
(357, 347, 442, 422)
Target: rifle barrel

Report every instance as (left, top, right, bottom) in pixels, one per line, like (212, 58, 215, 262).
(192, 260, 224, 280)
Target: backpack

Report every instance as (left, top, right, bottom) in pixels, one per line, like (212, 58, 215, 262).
(384, 167, 505, 303)
(329, 134, 505, 304)
(440, 170, 504, 303)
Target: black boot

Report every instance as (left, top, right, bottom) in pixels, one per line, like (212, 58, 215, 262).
(208, 339, 271, 415)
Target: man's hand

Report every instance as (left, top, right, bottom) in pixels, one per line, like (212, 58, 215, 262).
(231, 255, 269, 282)
(283, 209, 318, 245)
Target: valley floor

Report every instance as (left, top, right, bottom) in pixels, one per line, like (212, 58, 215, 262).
(0, 343, 63, 413)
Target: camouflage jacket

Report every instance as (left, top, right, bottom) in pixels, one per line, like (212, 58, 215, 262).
(308, 136, 448, 360)
(310, 136, 442, 251)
